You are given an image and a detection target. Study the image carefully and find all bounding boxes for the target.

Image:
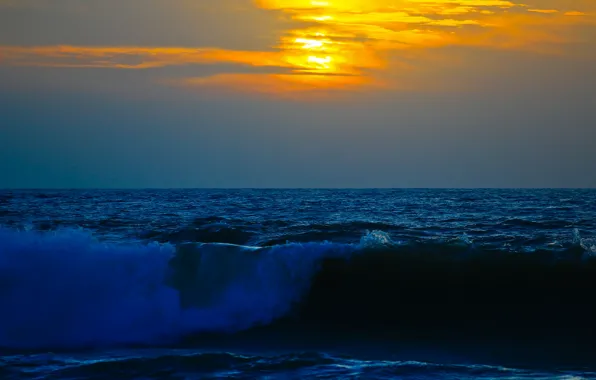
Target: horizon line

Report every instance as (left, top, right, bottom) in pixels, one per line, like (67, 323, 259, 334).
(1, 187, 594, 191)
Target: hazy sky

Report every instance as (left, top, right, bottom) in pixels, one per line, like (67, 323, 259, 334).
(1, 0, 595, 188)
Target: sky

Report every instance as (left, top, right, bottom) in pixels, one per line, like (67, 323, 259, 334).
(0, 0, 595, 188)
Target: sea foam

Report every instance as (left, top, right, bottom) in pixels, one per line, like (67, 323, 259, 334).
(0, 227, 352, 349)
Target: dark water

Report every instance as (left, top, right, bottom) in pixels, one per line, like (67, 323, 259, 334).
(1, 189, 595, 379)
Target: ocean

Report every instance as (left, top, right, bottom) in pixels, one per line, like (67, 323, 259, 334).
(0, 189, 595, 379)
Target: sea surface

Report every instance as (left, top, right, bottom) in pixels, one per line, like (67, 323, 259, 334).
(1, 189, 595, 379)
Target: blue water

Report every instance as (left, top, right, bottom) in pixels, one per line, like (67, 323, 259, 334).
(1, 189, 595, 379)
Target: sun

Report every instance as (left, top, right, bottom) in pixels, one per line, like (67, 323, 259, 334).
(295, 38, 326, 50)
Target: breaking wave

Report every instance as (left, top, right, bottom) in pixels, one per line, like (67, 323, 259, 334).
(0, 227, 594, 350)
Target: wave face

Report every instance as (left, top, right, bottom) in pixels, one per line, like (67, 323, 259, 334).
(295, 241, 596, 344)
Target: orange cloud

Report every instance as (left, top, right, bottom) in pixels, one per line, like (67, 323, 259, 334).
(565, 11, 587, 16)
(0, 46, 289, 69)
(1, 0, 594, 97)
(528, 9, 558, 14)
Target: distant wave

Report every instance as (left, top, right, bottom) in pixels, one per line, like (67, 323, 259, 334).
(0, 227, 595, 350)
(138, 219, 403, 246)
(135, 216, 589, 249)
(140, 224, 256, 246)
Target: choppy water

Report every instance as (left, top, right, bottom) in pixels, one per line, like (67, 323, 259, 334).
(1, 189, 595, 379)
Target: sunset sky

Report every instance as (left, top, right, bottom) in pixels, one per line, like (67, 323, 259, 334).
(1, 0, 595, 187)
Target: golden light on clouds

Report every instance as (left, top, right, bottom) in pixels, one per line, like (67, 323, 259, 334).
(0, 0, 594, 97)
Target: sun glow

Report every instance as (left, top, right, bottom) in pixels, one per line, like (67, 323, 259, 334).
(249, 0, 595, 93)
